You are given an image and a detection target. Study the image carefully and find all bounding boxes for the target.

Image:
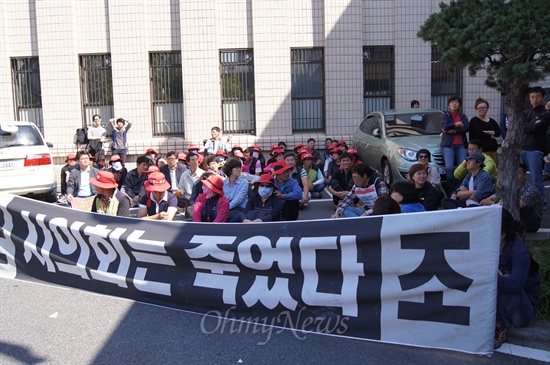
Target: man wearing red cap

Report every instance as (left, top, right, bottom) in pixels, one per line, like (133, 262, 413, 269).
(90, 171, 131, 216)
(301, 153, 324, 198)
(272, 160, 303, 221)
(137, 172, 178, 220)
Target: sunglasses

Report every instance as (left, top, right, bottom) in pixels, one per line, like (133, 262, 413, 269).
(259, 184, 272, 188)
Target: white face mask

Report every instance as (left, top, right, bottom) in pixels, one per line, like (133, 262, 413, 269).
(252, 151, 259, 158)
(258, 186, 273, 197)
(112, 161, 122, 171)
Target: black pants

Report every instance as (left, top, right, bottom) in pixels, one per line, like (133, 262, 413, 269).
(281, 200, 300, 221)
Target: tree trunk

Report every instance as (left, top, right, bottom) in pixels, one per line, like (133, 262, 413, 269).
(497, 81, 528, 220)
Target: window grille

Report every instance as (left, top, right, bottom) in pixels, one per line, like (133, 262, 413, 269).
(150, 52, 184, 136)
(363, 46, 394, 115)
(431, 45, 462, 111)
(220, 49, 255, 135)
(11, 57, 43, 133)
(79, 54, 114, 133)
(291, 48, 325, 131)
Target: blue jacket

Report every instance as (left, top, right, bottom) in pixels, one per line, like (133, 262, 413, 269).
(460, 169, 495, 202)
(440, 111, 469, 148)
(274, 177, 303, 201)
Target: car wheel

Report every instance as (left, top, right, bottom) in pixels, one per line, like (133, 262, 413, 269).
(44, 186, 58, 203)
(382, 159, 393, 186)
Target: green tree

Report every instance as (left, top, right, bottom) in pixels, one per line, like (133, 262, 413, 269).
(418, 0, 550, 218)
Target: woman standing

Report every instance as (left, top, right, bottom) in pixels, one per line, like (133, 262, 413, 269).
(469, 97, 501, 166)
(441, 95, 469, 194)
(494, 209, 540, 349)
(408, 164, 442, 211)
(193, 174, 229, 222)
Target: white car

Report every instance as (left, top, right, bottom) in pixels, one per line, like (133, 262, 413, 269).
(0, 121, 57, 202)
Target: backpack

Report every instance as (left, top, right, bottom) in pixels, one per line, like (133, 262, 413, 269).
(76, 127, 89, 145)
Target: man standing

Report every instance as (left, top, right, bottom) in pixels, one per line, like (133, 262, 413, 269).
(204, 126, 230, 155)
(124, 155, 150, 206)
(66, 150, 99, 203)
(109, 117, 132, 163)
(522, 86, 550, 206)
(455, 152, 495, 207)
(87, 114, 107, 157)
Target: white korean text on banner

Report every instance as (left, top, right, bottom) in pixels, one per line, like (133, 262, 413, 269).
(0, 193, 501, 355)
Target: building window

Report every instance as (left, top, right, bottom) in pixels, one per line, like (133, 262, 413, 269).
(11, 57, 43, 133)
(150, 52, 184, 136)
(363, 46, 394, 115)
(291, 48, 325, 131)
(220, 50, 255, 135)
(79, 54, 114, 131)
(431, 45, 462, 111)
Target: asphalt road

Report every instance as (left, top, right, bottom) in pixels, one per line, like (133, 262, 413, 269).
(1, 186, 549, 365)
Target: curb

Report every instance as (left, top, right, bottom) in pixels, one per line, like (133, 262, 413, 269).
(507, 320, 550, 351)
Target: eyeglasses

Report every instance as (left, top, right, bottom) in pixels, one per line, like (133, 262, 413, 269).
(417, 154, 429, 159)
(476, 107, 488, 110)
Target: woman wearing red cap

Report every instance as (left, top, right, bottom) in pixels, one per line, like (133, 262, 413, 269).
(90, 171, 131, 217)
(193, 174, 229, 222)
(242, 174, 284, 222)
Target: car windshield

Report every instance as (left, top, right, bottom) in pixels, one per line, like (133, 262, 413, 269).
(384, 112, 442, 137)
(0, 125, 44, 148)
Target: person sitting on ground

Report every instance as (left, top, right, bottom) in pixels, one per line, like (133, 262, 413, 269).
(415, 149, 441, 186)
(278, 141, 287, 151)
(272, 160, 303, 221)
(481, 163, 543, 233)
(242, 147, 262, 175)
(411, 100, 420, 109)
(493, 209, 540, 349)
(293, 143, 305, 155)
(331, 163, 389, 218)
(59, 153, 78, 202)
(93, 151, 107, 170)
(137, 171, 177, 221)
(160, 151, 187, 210)
(301, 152, 325, 199)
(328, 152, 354, 206)
(372, 195, 402, 216)
(189, 171, 214, 208)
(390, 180, 426, 213)
(156, 157, 167, 169)
(346, 148, 362, 167)
(124, 155, 150, 206)
(222, 157, 249, 222)
(408, 164, 442, 211)
(263, 148, 285, 173)
(325, 147, 343, 181)
(444, 152, 495, 208)
(306, 138, 324, 170)
(285, 152, 309, 207)
(66, 150, 100, 204)
(145, 148, 158, 166)
(207, 155, 227, 178)
(230, 144, 243, 158)
(193, 174, 229, 222)
(454, 139, 498, 181)
(204, 126, 230, 156)
(249, 145, 266, 171)
(90, 171, 131, 217)
(107, 154, 127, 190)
(177, 152, 205, 205)
(242, 174, 284, 222)
(337, 140, 348, 152)
(324, 138, 333, 162)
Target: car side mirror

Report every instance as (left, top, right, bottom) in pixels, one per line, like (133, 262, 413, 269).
(47, 142, 54, 148)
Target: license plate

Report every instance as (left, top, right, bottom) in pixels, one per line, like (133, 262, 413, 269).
(438, 167, 446, 174)
(0, 161, 15, 171)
